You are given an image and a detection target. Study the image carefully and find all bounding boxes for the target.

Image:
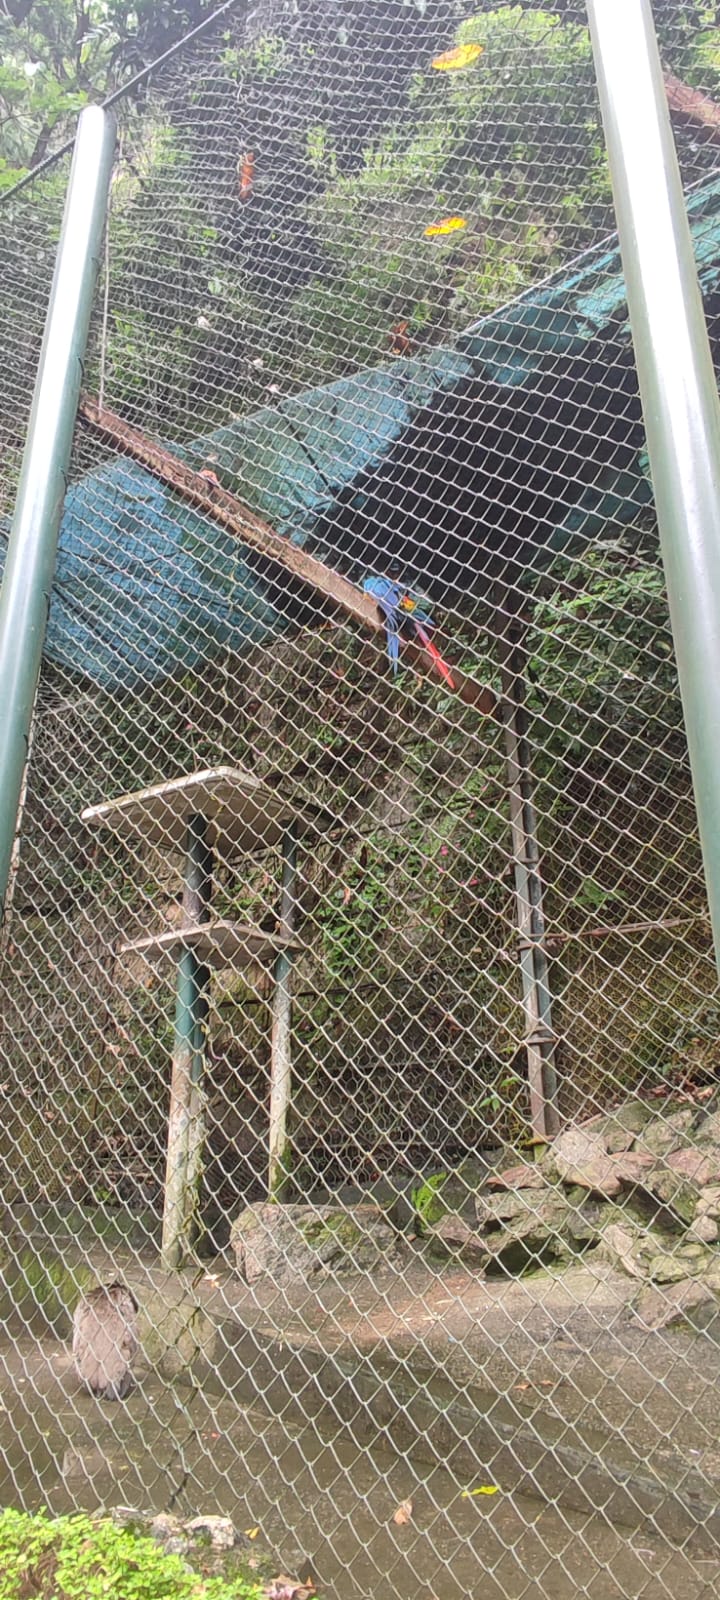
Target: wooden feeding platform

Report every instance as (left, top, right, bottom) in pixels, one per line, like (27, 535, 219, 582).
(81, 765, 312, 854)
(120, 919, 298, 968)
(82, 765, 308, 1269)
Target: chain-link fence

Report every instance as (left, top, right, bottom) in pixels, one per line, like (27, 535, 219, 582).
(2, 1, 720, 1595)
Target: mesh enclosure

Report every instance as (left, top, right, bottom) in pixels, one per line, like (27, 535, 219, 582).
(1, 2, 720, 1596)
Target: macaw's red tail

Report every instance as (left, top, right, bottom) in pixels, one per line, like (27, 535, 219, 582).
(413, 622, 457, 690)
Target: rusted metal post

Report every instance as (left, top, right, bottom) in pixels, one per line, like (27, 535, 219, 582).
(497, 615, 559, 1142)
(268, 824, 298, 1199)
(161, 813, 213, 1268)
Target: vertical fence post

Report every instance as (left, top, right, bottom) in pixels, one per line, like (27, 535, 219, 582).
(0, 107, 116, 924)
(587, 0, 720, 980)
(161, 813, 213, 1269)
(269, 823, 298, 1200)
(497, 608, 559, 1142)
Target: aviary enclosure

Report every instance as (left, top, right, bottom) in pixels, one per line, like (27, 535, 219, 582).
(0, 2, 720, 1596)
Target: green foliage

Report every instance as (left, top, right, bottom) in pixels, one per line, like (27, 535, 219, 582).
(0, 0, 215, 182)
(411, 1171, 449, 1231)
(0, 1510, 265, 1600)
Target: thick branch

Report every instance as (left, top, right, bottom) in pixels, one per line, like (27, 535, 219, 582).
(664, 69, 720, 146)
(78, 394, 495, 713)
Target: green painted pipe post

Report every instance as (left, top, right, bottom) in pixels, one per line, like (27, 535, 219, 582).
(0, 107, 116, 926)
(161, 813, 213, 1269)
(586, 0, 720, 979)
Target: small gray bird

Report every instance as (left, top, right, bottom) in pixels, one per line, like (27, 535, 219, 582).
(72, 1282, 139, 1400)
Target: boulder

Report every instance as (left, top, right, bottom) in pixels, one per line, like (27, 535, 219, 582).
(231, 1202, 404, 1286)
(689, 1215, 719, 1244)
(632, 1279, 717, 1331)
(583, 1101, 654, 1153)
(547, 1126, 653, 1197)
(599, 1223, 648, 1280)
(636, 1108, 696, 1159)
(486, 1163, 546, 1191)
(477, 1190, 587, 1272)
(641, 1147, 720, 1224)
(184, 1516, 236, 1550)
(149, 1513, 191, 1557)
(426, 1213, 490, 1268)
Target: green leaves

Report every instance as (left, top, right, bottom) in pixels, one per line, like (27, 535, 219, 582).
(0, 1510, 266, 1599)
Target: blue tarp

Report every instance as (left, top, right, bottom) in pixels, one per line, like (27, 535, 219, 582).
(4, 173, 720, 690)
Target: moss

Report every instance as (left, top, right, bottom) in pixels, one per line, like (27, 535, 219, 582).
(0, 1250, 94, 1337)
(300, 1213, 364, 1251)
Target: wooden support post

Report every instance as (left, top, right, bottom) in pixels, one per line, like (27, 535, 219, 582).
(161, 812, 213, 1269)
(268, 824, 298, 1200)
(497, 612, 559, 1143)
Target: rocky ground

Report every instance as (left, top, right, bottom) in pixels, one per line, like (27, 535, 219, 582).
(229, 1092, 720, 1335)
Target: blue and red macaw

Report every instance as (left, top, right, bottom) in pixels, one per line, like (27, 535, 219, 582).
(363, 573, 456, 689)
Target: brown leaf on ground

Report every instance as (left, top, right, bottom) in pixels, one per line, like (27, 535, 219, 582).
(264, 1579, 315, 1600)
(392, 1498, 414, 1526)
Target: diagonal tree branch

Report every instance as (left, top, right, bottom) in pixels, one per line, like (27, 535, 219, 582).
(78, 394, 496, 713)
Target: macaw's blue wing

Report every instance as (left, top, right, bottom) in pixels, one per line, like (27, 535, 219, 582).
(363, 575, 403, 675)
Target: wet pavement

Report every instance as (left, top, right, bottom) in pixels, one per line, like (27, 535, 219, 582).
(0, 1332, 718, 1600)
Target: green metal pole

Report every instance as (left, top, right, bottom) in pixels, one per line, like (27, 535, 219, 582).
(586, 0, 720, 978)
(161, 812, 213, 1269)
(0, 106, 116, 925)
(268, 823, 298, 1201)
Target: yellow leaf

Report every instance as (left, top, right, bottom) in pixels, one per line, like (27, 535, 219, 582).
(423, 216, 467, 238)
(245, 1527, 260, 1539)
(461, 1485, 500, 1498)
(431, 43, 483, 71)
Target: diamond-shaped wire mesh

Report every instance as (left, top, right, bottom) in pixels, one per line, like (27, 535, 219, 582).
(1, 1, 720, 1595)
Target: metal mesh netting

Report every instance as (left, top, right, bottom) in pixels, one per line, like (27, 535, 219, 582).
(2, 2, 720, 1595)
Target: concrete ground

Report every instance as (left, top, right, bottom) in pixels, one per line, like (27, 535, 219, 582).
(4, 1205, 720, 1595)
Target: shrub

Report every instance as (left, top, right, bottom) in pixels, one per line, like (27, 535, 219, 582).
(0, 1510, 265, 1600)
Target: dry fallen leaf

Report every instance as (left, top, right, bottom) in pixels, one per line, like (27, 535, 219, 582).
(264, 1579, 315, 1600)
(423, 216, 467, 238)
(245, 1526, 260, 1539)
(431, 42, 483, 70)
(393, 1498, 414, 1525)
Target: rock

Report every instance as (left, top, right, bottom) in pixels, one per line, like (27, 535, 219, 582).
(697, 1185, 720, 1218)
(641, 1147, 720, 1224)
(473, 1190, 585, 1272)
(599, 1223, 648, 1280)
(486, 1163, 546, 1190)
(149, 1513, 191, 1556)
(184, 1516, 236, 1550)
(689, 1215, 719, 1243)
(231, 1202, 404, 1286)
(642, 1164, 702, 1224)
(548, 1126, 653, 1197)
(667, 1147, 720, 1186)
(632, 1279, 717, 1331)
(636, 1108, 696, 1159)
(364, 1174, 416, 1230)
(476, 1187, 554, 1225)
(426, 1213, 490, 1267)
(645, 1251, 696, 1285)
(583, 1101, 654, 1154)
